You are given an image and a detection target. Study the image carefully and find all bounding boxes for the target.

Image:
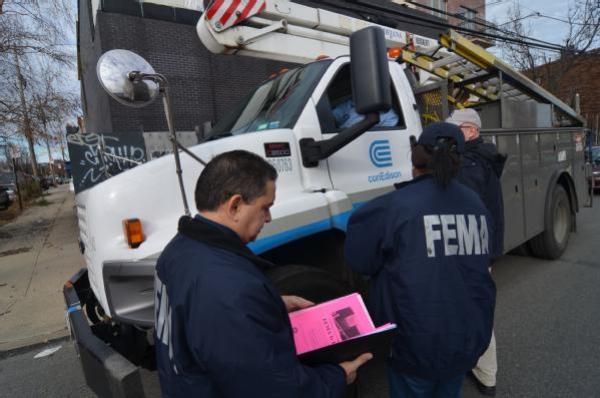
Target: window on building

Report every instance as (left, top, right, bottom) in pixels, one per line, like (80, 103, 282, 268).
(457, 6, 477, 30)
(429, 0, 447, 19)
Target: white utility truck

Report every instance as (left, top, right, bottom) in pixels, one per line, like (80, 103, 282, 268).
(64, 1, 591, 396)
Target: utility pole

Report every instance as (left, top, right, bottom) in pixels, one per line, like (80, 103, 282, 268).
(35, 95, 57, 183)
(13, 46, 39, 177)
(9, 145, 23, 211)
(59, 134, 66, 164)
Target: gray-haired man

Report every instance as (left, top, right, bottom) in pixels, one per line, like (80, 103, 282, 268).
(447, 108, 506, 396)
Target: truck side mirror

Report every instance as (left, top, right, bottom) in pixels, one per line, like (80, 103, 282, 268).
(350, 26, 392, 114)
(97, 49, 160, 108)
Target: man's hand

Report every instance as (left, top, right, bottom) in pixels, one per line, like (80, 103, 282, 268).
(281, 295, 314, 313)
(339, 353, 373, 384)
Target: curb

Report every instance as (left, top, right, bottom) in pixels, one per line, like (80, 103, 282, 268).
(0, 329, 70, 359)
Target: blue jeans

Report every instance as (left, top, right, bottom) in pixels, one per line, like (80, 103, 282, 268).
(388, 367, 464, 398)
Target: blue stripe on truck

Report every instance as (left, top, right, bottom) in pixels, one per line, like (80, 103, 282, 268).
(248, 203, 365, 254)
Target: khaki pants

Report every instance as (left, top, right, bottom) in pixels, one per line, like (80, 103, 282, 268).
(472, 330, 497, 387)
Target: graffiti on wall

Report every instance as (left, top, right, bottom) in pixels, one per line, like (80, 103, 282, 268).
(67, 132, 146, 193)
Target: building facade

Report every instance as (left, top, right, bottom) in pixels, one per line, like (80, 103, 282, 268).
(74, 0, 485, 192)
(75, 0, 296, 192)
(399, 0, 492, 46)
(532, 51, 600, 145)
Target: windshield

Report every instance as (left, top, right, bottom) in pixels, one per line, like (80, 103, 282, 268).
(592, 147, 600, 163)
(210, 60, 331, 137)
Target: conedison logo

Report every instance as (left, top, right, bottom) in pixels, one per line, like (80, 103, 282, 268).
(369, 140, 393, 168)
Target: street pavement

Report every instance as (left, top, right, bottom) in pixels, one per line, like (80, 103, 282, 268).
(0, 191, 598, 397)
(0, 184, 83, 352)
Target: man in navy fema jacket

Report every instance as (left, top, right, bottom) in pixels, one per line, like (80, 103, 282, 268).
(155, 150, 372, 398)
(345, 123, 496, 397)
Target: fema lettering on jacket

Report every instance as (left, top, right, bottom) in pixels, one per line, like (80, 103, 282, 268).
(423, 214, 489, 257)
(155, 273, 178, 374)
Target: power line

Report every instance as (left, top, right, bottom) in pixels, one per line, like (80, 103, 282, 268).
(406, 1, 563, 48)
(306, 0, 566, 52)
(404, 1, 565, 50)
(536, 13, 598, 27)
(497, 12, 540, 27)
(473, 0, 505, 11)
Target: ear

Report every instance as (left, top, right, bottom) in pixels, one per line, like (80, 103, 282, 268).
(224, 194, 244, 221)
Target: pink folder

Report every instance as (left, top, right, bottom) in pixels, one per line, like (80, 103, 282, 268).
(289, 293, 377, 355)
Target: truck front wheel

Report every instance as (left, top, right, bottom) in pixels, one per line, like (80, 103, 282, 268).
(529, 184, 572, 259)
(266, 264, 353, 304)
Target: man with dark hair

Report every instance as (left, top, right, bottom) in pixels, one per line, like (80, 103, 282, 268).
(155, 150, 371, 398)
(345, 123, 496, 398)
(447, 109, 506, 396)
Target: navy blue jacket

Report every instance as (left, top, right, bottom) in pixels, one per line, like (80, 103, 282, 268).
(345, 175, 496, 380)
(457, 137, 506, 261)
(155, 216, 346, 398)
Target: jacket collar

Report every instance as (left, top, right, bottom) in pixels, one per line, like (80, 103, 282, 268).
(394, 173, 433, 190)
(177, 215, 274, 271)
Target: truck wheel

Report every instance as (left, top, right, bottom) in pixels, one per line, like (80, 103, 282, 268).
(529, 184, 572, 260)
(266, 264, 353, 304)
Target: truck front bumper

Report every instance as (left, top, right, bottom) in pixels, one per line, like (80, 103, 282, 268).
(63, 268, 145, 398)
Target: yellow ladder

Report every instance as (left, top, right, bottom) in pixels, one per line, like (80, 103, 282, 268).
(401, 29, 584, 124)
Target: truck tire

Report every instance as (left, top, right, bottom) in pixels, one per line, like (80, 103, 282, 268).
(529, 184, 572, 259)
(266, 264, 352, 304)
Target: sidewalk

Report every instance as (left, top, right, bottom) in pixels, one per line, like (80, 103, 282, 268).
(0, 185, 83, 352)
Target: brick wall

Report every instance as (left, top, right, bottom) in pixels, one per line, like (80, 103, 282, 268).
(446, 0, 485, 25)
(532, 53, 600, 139)
(409, 0, 485, 23)
(78, 0, 114, 134)
(78, 2, 292, 135)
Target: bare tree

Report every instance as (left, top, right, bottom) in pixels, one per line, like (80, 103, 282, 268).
(30, 66, 79, 178)
(500, 0, 600, 94)
(0, 0, 77, 176)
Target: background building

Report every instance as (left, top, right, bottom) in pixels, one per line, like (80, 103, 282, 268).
(397, 0, 493, 47)
(75, 0, 296, 192)
(74, 0, 488, 192)
(530, 50, 600, 145)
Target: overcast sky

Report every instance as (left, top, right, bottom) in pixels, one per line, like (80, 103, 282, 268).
(485, 0, 577, 48)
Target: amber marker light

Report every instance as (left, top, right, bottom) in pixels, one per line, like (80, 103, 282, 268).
(387, 48, 402, 59)
(123, 218, 145, 248)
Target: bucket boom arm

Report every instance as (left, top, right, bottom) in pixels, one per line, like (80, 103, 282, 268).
(197, 0, 437, 63)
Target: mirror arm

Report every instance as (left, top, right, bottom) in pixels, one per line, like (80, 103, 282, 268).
(176, 141, 207, 166)
(160, 85, 191, 216)
(130, 72, 209, 215)
(299, 112, 380, 168)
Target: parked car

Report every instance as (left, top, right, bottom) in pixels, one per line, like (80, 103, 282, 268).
(0, 187, 10, 210)
(0, 183, 16, 200)
(591, 146, 600, 191)
(38, 176, 50, 190)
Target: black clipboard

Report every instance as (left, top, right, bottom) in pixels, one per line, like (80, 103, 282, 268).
(298, 325, 397, 365)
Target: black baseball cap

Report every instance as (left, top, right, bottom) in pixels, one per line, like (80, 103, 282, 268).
(416, 122, 465, 154)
